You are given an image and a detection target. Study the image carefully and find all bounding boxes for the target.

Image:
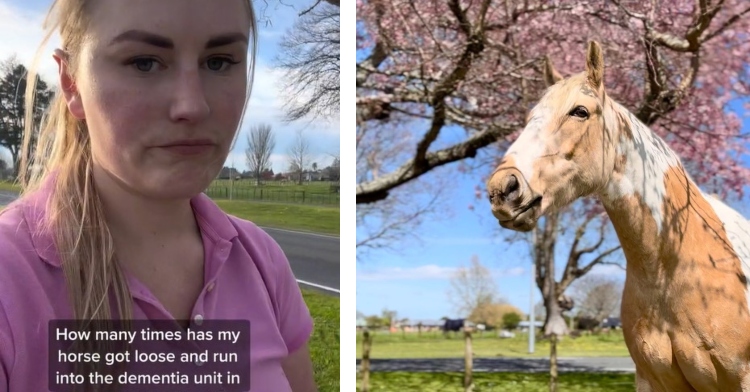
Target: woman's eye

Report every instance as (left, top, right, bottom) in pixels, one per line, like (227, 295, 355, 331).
(207, 57, 239, 72)
(570, 106, 589, 118)
(131, 58, 158, 73)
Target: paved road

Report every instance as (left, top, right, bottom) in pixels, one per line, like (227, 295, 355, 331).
(355, 357, 635, 373)
(0, 191, 339, 296)
(261, 227, 339, 295)
(0, 191, 15, 206)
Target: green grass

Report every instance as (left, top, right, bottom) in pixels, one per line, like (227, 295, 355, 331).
(0, 185, 339, 235)
(358, 371, 635, 391)
(302, 289, 340, 392)
(0, 180, 21, 193)
(215, 200, 339, 235)
(356, 330, 630, 359)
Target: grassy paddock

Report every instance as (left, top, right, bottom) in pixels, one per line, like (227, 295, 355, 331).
(358, 371, 635, 391)
(356, 329, 630, 359)
(211, 179, 337, 192)
(215, 200, 339, 235)
(0, 189, 339, 235)
(302, 289, 340, 392)
(207, 180, 339, 205)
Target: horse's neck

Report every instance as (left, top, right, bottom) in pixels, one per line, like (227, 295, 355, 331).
(602, 107, 684, 233)
(599, 106, 716, 275)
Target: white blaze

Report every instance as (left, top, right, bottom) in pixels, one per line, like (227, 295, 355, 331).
(504, 104, 551, 183)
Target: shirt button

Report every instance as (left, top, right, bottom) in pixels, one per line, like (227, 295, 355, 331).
(195, 359, 204, 366)
(207, 282, 215, 292)
(194, 314, 204, 326)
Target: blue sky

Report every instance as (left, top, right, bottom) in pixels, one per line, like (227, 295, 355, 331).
(356, 96, 750, 322)
(0, 0, 340, 174)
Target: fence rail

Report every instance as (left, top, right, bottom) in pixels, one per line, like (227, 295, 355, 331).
(204, 186, 339, 205)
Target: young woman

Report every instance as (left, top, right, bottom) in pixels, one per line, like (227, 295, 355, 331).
(0, 0, 317, 391)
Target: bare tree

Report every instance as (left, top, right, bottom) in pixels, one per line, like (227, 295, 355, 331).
(523, 203, 622, 338)
(245, 123, 276, 186)
(447, 255, 499, 317)
(571, 275, 623, 324)
(287, 129, 311, 185)
(275, 1, 339, 123)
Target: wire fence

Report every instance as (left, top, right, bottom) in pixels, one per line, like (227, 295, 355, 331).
(204, 185, 340, 206)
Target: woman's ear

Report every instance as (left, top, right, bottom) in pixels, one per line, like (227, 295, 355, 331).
(53, 48, 85, 120)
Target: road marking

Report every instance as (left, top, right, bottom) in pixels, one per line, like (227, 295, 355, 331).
(296, 279, 340, 294)
(261, 226, 339, 239)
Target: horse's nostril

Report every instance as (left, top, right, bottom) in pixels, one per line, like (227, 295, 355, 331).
(506, 174, 519, 194)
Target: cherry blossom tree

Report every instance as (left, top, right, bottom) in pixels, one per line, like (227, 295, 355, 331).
(357, 0, 750, 206)
(356, 2, 750, 382)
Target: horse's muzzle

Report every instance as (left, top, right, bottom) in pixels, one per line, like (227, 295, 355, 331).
(486, 167, 542, 232)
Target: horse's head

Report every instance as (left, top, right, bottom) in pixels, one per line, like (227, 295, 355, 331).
(486, 41, 619, 232)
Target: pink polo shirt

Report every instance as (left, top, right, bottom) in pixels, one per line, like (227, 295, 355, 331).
(0, 176, 314, 391)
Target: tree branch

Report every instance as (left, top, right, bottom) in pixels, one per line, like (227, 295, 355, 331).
(702, 5, 750, 42)
(576, 246, 622, 277)
(414, 0, 488, 171)
(356, 123, 516, 204)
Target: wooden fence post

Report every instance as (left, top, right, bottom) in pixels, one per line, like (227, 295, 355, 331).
(464, 329, 473, 392)
(361, 330, 371, 392)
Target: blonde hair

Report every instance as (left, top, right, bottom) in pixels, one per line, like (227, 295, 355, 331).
(14, 0, 257, 389)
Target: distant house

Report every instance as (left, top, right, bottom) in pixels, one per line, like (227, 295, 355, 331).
(302, 170, 324, 182)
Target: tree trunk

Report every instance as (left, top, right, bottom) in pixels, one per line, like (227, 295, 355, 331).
(549, 333, 558, 392)
(543, 298, 569, 337)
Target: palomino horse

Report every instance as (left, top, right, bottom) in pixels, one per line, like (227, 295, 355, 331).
(486, 41, 750, 391)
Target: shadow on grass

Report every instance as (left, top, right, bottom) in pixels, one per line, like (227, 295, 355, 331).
(355, 357, 633, 373)
(357, 372, 635, 392)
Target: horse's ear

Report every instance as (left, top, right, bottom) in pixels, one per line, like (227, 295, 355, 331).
(585, 41, 604, 89)
(543, 55, 563, 87)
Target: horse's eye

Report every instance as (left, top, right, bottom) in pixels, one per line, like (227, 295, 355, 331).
(569, 106, 589, 118)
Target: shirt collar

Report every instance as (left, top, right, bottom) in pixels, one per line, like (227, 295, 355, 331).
(23, 174, 238, 268)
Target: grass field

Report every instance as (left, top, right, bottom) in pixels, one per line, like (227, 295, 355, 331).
(216, 200, 339, 235)
(302, 289, 340, 392)
(207, 179, 339, 205)
(1, 179, 340, 205)
(356, 330, 630, 359)
(0, 181, 340, 236)
(211, 179, 336, 193)
(358, 371, 635, 391)
(0, 180, 20, 193)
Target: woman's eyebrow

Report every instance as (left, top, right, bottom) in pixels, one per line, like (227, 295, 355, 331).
(108, 29, 249, 49)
